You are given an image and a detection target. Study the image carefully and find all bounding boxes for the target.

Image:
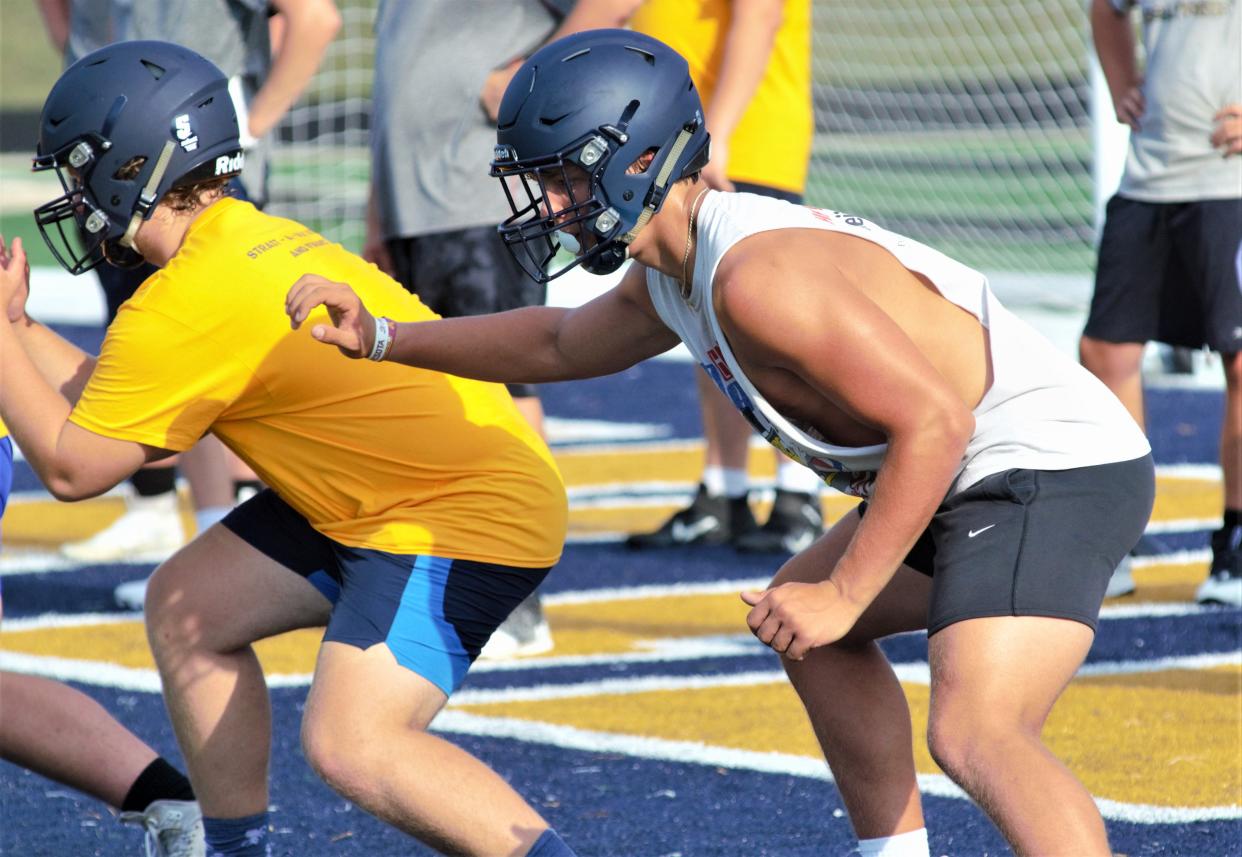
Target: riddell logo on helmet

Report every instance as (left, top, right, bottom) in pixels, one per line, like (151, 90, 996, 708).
(214, 152, 245, 175)
(173, 114, 198, 152)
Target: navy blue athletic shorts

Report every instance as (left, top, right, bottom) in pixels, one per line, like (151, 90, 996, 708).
(859, 455, 1154, 635)
(1085, 195, 1242, 353)
(222, 489, 551, 694)
(387, 225, 546, 399)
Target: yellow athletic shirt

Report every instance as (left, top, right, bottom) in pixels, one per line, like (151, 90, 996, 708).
(630, 0, 813, 195)
(0, 419, 7, 440)
(70, 199, 567, 566)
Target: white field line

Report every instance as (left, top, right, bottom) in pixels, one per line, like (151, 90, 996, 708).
(3, 641, 1233, 699)
(431, 710, 1240, 824)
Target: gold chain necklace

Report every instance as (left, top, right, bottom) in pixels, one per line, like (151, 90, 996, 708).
(680, 187, 710, 300)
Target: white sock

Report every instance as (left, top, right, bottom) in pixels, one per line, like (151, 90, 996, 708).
(702, 466, 748, 498)
(775, 458, 823, 494)
(857, 828, 930, 857)
(194, 505, 232, 535)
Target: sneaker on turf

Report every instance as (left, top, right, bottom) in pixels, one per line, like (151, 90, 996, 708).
(118, 799, 205, 857)
(734, 489, 824, 554)
(1196, 527, 1241, 607)
(1104, 554, 1136, 598)
(114, 576, 151, 611)
(61, 492, 186, 564)
(478, 594, 554, 660)
(625, 484, 745, 549)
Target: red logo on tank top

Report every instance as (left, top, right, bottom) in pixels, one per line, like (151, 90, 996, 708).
(705, 346, 733, 381)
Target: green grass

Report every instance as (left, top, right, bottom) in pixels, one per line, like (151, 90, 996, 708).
(0, 212, 55, 269)
(811, 0, 1088, 86)
(0, 3, 62, 110)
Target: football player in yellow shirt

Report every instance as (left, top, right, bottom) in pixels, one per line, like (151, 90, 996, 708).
(0, 41, 572, 857)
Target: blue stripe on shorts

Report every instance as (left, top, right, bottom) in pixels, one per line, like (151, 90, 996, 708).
(386, 555, 471, 694)
(222, 488, 548, 697)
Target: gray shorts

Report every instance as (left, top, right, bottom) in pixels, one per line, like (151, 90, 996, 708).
(387, 225, 546, 399)
(860, 454, 1154, 634)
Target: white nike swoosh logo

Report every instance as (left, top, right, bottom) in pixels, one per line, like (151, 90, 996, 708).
(671, 516, 720, 543)
(968, 525, 996, 538)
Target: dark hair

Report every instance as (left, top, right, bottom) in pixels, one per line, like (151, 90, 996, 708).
(116, 156, 231, 212)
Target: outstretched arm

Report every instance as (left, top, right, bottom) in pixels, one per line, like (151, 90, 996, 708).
(0, 237, 171, 500)
(286, 263, 681, 382)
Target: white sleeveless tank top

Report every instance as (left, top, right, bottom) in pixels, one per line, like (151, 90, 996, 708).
(645, 191, 1150, 498)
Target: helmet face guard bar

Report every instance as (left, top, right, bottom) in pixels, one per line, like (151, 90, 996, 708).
(491, 132, 627, 284)
(31, 136, 116, 275)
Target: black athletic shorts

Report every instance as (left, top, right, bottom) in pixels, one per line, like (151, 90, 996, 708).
(387, 225, 546, 399)
(733, 181, 802, 205)
(1085, 195, 1242, 353)
(859, 454, 1154, 635)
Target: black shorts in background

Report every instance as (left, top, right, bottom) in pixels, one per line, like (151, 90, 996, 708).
(1085, 195, 1242, 353)
(387, 226, 546, 399)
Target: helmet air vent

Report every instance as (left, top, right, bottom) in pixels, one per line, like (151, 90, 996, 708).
(623, 47, 655, 65)
(140, 60, 166, 79)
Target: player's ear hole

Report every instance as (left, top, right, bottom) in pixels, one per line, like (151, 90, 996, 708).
(114, 156, 147, 181)
(626, 147, 658, 175)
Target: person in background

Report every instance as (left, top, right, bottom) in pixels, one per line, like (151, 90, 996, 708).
(623, 0, 827, 555)
(35, 0, 340, 610)
(364, 0, 640, 657)
(1081, 0, 1241, 605)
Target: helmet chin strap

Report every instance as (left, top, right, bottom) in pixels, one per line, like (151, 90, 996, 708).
(119, 141, 176, 249)
(620, 126, 694, 246)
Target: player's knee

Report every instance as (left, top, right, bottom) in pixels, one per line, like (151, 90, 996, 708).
(144, 562, 209, 655)
(927, 703, 1037, 783)
(1222, 350, 1242, 388)
(300, 711, 375, 802)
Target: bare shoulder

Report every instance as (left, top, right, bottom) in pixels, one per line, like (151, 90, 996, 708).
(713, 229, 855, 329)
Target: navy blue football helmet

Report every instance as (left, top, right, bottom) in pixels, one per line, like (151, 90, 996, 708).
(33, 41, 244, 274)
(490, 29, 709, 282)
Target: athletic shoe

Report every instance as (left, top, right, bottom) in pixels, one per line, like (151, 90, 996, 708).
(1104, 554, 1136, 598)
(118, 799, 205, 857)
(625, 484, 755, 549)
(734, 489, 824, 554)
(114, 576, 151, 611)
(61, 492, 186, 564)
(478, 594, 554, 660)
(1197, 529, 1241, 606)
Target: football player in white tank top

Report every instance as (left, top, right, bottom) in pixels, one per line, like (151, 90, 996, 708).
(287, 30, 1154, 857)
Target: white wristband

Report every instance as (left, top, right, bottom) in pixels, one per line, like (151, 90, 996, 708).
(368, 316, 393, 361)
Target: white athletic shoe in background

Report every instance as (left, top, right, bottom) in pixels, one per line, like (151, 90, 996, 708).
(478, 595, 554, 661)
(118, 799, 205, 857)
(1196, 573, 1242, 607)
(60, 492, 186, 564)
(114, 577, 152, 611)
(1104, 554, 1136, 598)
